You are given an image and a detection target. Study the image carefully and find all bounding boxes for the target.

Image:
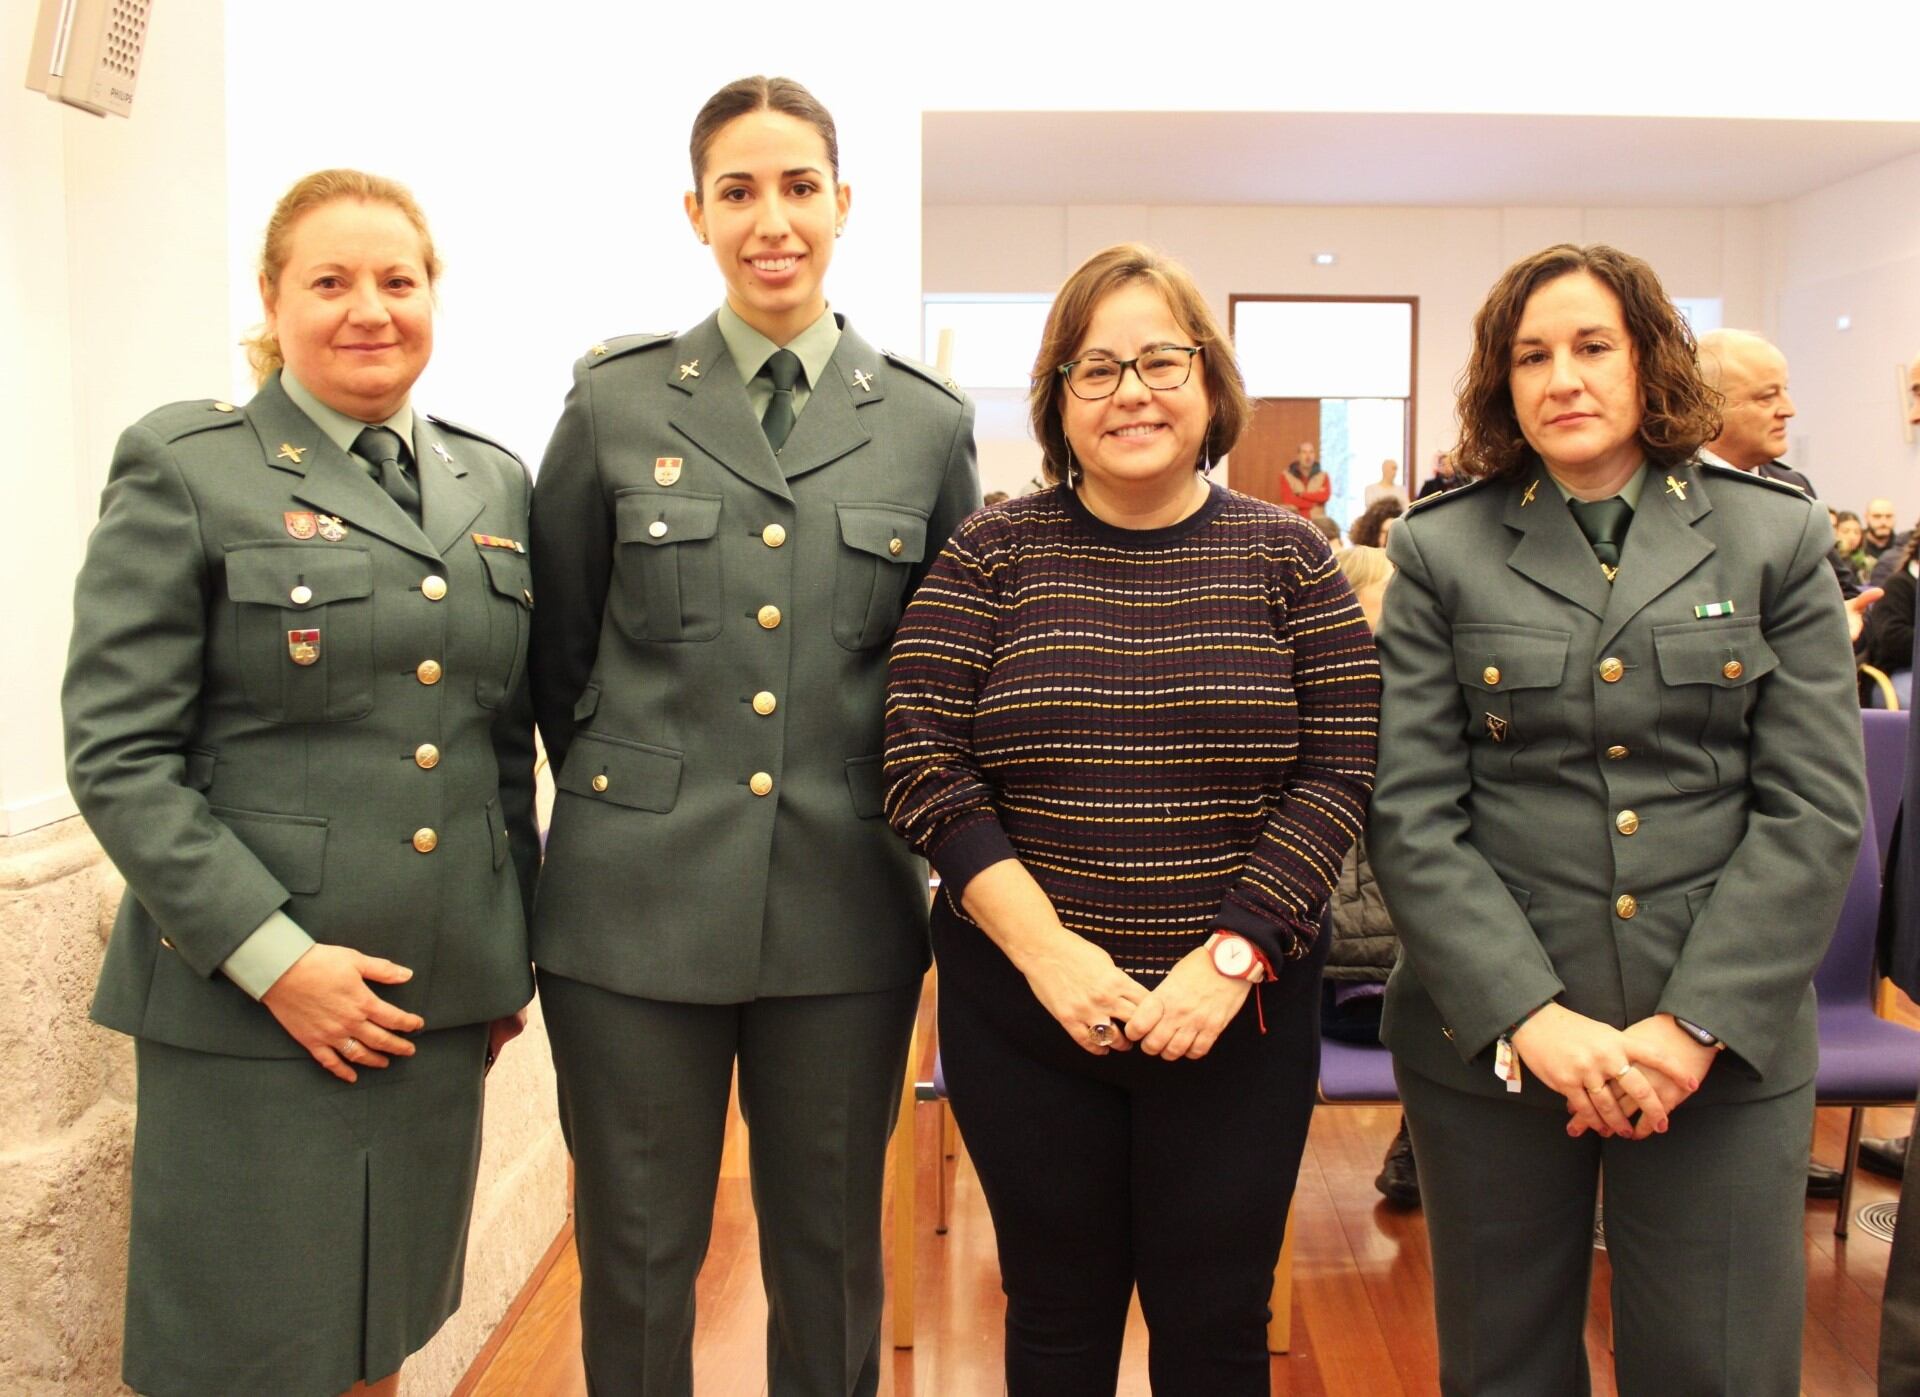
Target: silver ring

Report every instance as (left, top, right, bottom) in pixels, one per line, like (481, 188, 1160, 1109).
(342, 1037, 363, 1057)
(1612, 1063, 1633, 1080)
(1090, 1022, 1115, 1045)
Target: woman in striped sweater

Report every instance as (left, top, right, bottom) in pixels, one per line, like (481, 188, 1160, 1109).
(884, 244, 1380, 1395)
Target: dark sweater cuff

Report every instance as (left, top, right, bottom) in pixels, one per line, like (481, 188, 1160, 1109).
(1215, 897, 1311, 970)
(928, 816, 1019, 901)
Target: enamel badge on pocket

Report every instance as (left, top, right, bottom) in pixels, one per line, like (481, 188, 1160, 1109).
(287, 629, 320, 666)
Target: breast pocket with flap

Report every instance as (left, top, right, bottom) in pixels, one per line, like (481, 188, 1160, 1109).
(224, 543, 374, 723)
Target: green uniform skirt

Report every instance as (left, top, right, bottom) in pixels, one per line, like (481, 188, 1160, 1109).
(122, 1022, 489, 1397)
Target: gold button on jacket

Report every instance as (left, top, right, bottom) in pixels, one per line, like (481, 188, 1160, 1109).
(1614, 893, 1638, 919)
(749, 771, 774, 797)
(1599, 657, 1624, 683)
(421, 574, 448, 601)
(412, 827, 439, 853)
(757, 604, 782, 630)
(1615, 810, 1639, 835)
(762, 524, 787, 547)
(752, 691, 777, 715)
(67, 375, 540, 1059)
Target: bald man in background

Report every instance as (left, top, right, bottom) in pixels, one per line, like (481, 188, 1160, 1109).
(1699, 329, 1865, 602)
(1876, 350, 1920, 1395)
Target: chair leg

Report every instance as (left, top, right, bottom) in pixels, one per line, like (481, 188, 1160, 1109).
(1267, 1198, 1296, 1354)
(1837, 1106, 1865, 1241)
(892, 1032, 919, 1348)
(935, 1101, 952, 1235)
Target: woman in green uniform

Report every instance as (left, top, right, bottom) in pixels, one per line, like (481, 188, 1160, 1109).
(64, 169, 538, 1397)
(528, 76, 979, 1394)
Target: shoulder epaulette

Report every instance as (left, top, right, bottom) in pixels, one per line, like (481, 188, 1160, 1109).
(880, 349, 964, 402)
(1404, 476, 1492, 513)
(583, 332, 675, 367)
(1695, 460, 1810, 500)
(137, 399, 248, 444)
(426, 414, 525, 464)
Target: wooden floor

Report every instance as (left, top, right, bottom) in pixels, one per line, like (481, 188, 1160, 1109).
(463, 1083, 1907, 1396)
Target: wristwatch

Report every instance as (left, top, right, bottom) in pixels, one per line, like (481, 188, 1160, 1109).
(1207, 932, 1267, 983)
(1673, 1016, 1721, 1048)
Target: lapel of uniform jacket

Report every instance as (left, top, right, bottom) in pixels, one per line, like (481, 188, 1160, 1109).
(1503, 465, 1612, 620)
(414, 417, 487, 557)
(1596, 460, 1714, 653)
(666, 314, 793, 503)
(248, 376, 441, 561)
(776, 318, 880, 482)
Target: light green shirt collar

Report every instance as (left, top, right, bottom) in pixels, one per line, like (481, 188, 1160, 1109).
(1546, 461, 1648, 511)
(280, 370, 415, 460)
(717, 303, 841, 425)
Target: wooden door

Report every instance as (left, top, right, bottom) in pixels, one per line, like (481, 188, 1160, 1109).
(1230, 398, 1320, 507)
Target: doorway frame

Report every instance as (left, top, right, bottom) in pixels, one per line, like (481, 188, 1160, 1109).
(1226, 293, 1421, 495)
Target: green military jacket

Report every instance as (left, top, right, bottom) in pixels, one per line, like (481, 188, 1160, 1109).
(529, 313, 980, 1002)
(1371, 458, 1865, 1104)
(67, 374, 538, 1056)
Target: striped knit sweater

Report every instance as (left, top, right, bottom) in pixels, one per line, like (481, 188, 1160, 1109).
(883, 482, 1380, 978)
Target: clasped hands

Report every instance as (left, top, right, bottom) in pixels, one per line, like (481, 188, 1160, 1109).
(1016, 934, 1250, 1061)
(1509, 1003, 1719, 1140)
(261, 943, 525, 1082)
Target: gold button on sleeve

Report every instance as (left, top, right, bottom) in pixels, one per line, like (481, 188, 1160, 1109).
(752, 691, 777, 715)
(762, 524, 787, 547)
(422, 575, 448, 601)
(1482, 665, 1501, 686)
(591, 774, 609, 793)
(412, 828, 439, 854)
(757, 605, 782, 630)
(1615, 893, 1638, 919)
(1722, 659, 1744, 680)
(416, 659, 443, 685)
(1615, 810, 1639, 835)
(888, 537, 904, 557)
(1599, 657, 1624, 683)
(290, 584, 313, 606)
(414, 743, 440, 770)
(749, 772, 774, 796)
(1605, 744, 1628, 760)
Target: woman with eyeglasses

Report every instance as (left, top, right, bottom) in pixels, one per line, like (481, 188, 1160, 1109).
(884, 243, 1379, 1394)
(528, 75, 979, 1392)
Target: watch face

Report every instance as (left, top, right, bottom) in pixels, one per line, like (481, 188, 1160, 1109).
(1213, 935, 1253, 977)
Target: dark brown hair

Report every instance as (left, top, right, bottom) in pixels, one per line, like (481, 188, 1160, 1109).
(244, 169, 440, 386)
(1028, 243, 1251, 486)
(689, 76, 839, 203)
(1349, 497, 1404, 549)
(1455, 243, 1721, 481)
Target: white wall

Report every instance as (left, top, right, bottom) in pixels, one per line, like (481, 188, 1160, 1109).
(927, 202, 1766, 499)
(3, 0, 229, 836)
(1770, 150, 1920, 521)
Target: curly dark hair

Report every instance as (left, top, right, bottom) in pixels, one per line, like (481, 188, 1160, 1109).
(1455, 243, 1721, 481)
(1348, 497, 1404, 549)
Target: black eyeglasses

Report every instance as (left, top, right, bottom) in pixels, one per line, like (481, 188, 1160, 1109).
(1056, 346, 1201, 400)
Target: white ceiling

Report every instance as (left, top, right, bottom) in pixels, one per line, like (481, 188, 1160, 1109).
(921, 112, 1920, 208)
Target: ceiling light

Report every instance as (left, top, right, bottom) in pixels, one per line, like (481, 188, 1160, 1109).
(1837, 315, 1852, 331)
(1313, 252, 1337, 266)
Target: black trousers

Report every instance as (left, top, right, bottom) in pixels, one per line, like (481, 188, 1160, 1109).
(934, 908, 1325, 1396)
(540, 971, 919, 1397)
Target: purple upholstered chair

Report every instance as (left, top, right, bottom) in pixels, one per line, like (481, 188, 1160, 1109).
(1815, 708, 1920, 1237)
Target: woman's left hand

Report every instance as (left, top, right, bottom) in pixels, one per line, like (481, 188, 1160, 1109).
(485, 1009, 528, 1074)
(1124, 945, 1252, 1061)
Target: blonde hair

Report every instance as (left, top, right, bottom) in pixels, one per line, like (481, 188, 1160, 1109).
(243, 169, 441, 385)
(1336, 545, 1393, 594)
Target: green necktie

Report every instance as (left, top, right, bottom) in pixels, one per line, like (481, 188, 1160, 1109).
(760, 349, 802, 454)
(353, 426, 421, 524)
(1568, 496, 1632, 578)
